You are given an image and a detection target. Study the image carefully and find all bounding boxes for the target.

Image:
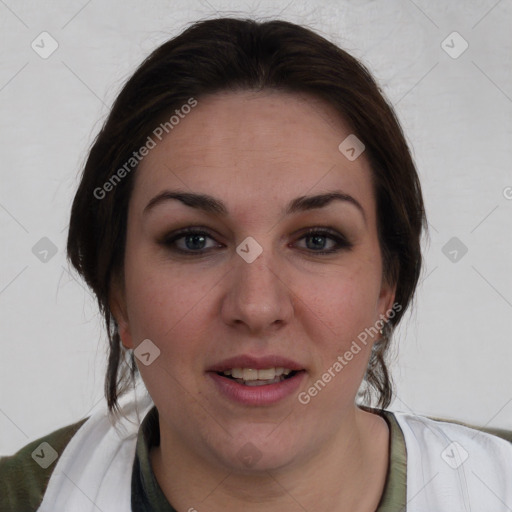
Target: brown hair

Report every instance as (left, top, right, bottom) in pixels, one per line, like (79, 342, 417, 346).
(67, 17, 426, 416)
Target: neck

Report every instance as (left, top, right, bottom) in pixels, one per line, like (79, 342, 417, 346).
(150, 407, 389, 512)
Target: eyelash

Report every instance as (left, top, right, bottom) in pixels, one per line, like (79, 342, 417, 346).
(160, 226, 352, 256)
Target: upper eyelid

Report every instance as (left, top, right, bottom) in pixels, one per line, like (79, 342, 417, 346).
(165, 226, 346, 239)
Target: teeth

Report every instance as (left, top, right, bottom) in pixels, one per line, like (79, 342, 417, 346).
(231, 368, 243, 379)
(243, 368, 259, 381)
(221, 367, 294, 381)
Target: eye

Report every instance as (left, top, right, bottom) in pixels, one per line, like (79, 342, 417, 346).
(160, 226, 351, 256)
(293, 228, 352, 254)
(161, 228, 221, 254)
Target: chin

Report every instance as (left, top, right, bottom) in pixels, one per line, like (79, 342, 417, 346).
(206, 423, 305, 473)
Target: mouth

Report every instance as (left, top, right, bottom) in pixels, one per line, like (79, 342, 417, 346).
(215, 367, 302, 386)
(207, 356, 306, 405)
(207, 355, 306, 405)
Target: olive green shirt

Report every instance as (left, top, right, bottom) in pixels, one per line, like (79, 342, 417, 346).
(1, 407, 511, 511)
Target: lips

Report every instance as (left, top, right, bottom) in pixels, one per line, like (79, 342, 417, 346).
(206, 354, 306, 405)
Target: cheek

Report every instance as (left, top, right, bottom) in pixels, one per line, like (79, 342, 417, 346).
(123, 266, 216, 399)
(293, 284, 377, 414)
(123, 254, 215, 358)
(303, 262, 382, 340)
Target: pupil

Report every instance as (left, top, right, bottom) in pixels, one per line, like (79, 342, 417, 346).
(307, 235, 325, 250)
(186, 234, 206, 250)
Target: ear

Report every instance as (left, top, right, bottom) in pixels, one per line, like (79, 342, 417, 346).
(377, 273, 397, 321)
(109, 273, 134, 349)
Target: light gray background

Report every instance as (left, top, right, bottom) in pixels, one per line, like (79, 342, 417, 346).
(1, 0, 511, 454)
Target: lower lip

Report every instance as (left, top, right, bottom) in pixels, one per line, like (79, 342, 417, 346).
(208, 371, 306, 406)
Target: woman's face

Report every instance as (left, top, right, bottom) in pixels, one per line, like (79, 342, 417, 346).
(112, 89, 395, 471)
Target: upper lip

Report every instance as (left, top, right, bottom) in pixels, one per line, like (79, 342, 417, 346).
(207, 355, 304, 372)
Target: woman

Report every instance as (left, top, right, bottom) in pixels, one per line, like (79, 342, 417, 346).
(1, 17, 511, 512)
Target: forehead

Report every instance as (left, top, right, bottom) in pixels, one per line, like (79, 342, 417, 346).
(131, 90, 375, 221)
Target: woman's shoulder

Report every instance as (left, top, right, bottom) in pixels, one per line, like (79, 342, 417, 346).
(376, 407, 512, 445)
(424, 413, 512, 444)
(384, 410, 512, 509)
(391, 410, 512, 445)
(0, 417, 89, 512)
(393, 412, 512, 476)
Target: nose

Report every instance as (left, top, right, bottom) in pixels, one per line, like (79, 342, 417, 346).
(220, 244, 294, 335)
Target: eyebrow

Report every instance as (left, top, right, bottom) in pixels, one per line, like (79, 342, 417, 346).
(143, 190, 366, 223)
